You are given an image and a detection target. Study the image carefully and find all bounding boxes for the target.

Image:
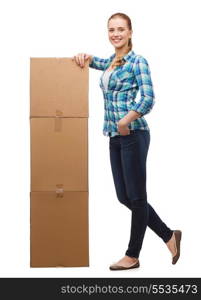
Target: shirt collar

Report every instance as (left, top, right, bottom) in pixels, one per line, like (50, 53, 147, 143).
(109, 49, 135, 62)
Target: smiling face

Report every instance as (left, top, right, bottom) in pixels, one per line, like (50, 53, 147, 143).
(108, 17, 132, 50)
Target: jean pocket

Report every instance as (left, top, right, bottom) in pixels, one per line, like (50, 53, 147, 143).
(120, 132, 137, 148)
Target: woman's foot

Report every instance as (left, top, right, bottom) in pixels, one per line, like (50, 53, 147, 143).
(166, 232, 177, 257)
(109, 255, 140, 270)
(166, 230, 182, 264)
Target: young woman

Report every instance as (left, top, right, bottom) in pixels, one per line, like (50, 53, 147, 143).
(73, 12, 182, 271)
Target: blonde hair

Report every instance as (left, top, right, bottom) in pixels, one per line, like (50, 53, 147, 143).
(108, 12, 133, 68)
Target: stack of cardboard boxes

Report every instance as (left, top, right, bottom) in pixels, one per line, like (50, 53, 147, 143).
(30, 57, 89, 267)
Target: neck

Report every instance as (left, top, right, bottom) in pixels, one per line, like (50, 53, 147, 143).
(114, 45, 130, 57)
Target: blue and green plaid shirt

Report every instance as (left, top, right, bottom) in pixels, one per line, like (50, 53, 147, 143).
(89, 49, 155, 137)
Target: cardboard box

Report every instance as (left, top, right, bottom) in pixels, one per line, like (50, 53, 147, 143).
(30, 191, 89, 267)
(30, 58, 89, 267)
(30, 117, 88, 192)
(30, 58, 89, 117)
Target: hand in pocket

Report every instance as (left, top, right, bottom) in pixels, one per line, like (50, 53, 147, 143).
(117, 121, 130, 136)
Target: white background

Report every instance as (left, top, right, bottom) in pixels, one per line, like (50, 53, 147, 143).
(0, 0, 201, 278)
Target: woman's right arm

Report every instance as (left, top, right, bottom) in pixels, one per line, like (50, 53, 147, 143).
(72, 53, 109, 71)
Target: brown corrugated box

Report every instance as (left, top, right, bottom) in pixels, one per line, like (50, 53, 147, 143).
(30, 191, 88, 267)
(30, 58, 89, 267)
(30, 58, 88, 117)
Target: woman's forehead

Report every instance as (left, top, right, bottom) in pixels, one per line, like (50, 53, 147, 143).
(108, 17, 127, 28)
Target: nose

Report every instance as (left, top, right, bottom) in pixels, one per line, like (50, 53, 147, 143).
(112, 33, 121, 37)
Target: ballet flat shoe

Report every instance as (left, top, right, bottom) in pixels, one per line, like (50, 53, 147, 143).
(109, 260, 140, 271)
(172, 230, 182, 265)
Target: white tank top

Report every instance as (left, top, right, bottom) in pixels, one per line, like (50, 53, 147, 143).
(102, 69, 113, 90)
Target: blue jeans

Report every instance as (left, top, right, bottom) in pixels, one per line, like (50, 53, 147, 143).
(109, 129, 173, 258)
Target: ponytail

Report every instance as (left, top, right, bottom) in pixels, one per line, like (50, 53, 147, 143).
(110, 38, 133, 68)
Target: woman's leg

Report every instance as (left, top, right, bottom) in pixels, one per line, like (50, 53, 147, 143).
(109, 130, 173, 257)
(120, 130, 149, 258)
(109, 134, 131, 209)
(146, 203, 173, 243)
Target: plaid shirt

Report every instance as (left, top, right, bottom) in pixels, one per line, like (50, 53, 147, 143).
(89, 49, 155, 137)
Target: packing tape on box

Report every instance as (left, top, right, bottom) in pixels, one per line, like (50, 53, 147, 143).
(54, 110, 63, 132)
(56, 183, 64, 198)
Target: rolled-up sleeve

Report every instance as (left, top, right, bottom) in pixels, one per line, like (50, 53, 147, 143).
(89, 56, 110, 71)
(130, 55, 155, 116)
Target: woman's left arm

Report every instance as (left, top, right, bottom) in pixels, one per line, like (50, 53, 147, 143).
(118, 55, 155, 128)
